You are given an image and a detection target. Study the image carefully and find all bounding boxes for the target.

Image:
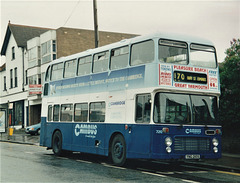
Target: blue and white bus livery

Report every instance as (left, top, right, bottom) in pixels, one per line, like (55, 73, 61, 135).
(40, 32, 221, 166)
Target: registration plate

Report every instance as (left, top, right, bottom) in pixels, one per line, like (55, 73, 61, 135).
(185, 154, 200, 159)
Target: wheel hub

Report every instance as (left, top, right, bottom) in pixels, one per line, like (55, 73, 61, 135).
(114, 142, 123, 158)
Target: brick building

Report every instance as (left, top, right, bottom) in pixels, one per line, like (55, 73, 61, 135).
(0, 22, 137, 128)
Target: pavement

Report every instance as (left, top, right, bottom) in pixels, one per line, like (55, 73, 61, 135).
(1, 128, 240, 172)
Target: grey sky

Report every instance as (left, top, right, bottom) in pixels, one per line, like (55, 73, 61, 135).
(1, 0, 239, 64)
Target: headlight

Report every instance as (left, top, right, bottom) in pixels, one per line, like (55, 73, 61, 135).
(166, 146, 172, 153)
(30, 128, 35, 131)
(165, 137, 172, 146)
(212, 138, 219, 147)
(213, 147, 218, 153)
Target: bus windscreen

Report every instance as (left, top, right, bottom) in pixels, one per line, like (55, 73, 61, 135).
(154, 93, 218, 125)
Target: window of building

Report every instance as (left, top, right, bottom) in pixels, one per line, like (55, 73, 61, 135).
(53, 54, 56, 60)
(29, 75, 38, 85)
(53, 105, 60, 121)
(64, 59, 76, 78)
(51, 63, 63, 81)
(93, 51, 109, 73)
(10, 69, 13, 88)
(110, 46, 129, 70)
(77, 56, 92, 76)
(12, 47, 15, 60)
(3, 76, 6, 91)
(41, 40, 56, 64)
(38, 74, 41, 84)
(74, 103, 88, 122)
(52, 40, 56, 52)
(135, 94, 151, 123)
(28, 47, 39, 68)
(60, 104, 73, 122)
(25, 70, 28, 85)
(48, 105, 53, 121)
(159, 39, 188, 65)
(14, 101, 23, 126)
(89, 102, 105, 122)
(131, 40, 154, 66)
(14, 67, 18, 87)
(41, 72, 45, 84)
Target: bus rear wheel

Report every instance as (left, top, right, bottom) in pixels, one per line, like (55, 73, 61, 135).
(110, 134, 126, 166)
(52, 131, 63, 156)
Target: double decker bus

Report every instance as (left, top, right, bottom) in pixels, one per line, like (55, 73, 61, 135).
(40, 32, 221, 166)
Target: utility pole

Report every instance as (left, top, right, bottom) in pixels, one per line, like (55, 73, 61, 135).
(93, 0, 99, 48)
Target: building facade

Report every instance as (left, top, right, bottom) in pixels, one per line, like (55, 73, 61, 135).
(0, 23, 137, 129)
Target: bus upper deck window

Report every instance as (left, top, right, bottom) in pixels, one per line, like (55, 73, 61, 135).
(93, 51, 109, 73)
(131, 40, 154, 66)
(51, 63, 64, 81)
(110, 46, 129, 70)
(159, 39, 188, 65)
(45, 66, 51, 82)
(64, 59, 76, 78)
(190, 44, 217, 68)
(78, 56, 92, 76)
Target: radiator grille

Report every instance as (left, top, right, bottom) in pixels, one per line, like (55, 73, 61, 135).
(174, 137, 210, 152)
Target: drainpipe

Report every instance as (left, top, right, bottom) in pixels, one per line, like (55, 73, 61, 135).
(21, 47, 25, 92)
(21, 47, 25, 128)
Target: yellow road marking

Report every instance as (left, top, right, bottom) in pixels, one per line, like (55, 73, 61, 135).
(214, 170, 240, 176)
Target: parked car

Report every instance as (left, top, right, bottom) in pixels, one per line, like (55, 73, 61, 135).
(25, 123, 41, 135)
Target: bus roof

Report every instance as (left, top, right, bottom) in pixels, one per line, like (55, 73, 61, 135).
(51, 32, 215, 65)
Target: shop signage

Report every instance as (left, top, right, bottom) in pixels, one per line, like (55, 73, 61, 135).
(29, 84, 42, 95)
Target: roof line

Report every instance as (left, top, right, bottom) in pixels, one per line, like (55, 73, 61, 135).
(8, 23, 55, 31)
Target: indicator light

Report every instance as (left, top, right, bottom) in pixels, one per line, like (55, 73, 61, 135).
(215, 129, 221, 134)
(163, 127, 169, 133)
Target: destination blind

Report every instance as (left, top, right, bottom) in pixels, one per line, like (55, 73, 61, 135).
(174, 71, 207, 84)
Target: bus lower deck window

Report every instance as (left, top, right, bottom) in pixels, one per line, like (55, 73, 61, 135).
(89, 102, 105, 122)
(135, 94, 151, 123)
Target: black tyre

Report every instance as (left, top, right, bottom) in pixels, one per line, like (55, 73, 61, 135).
(36, 129, 40, 135)
(52, 131, 63, 156)
(110, 134, 126, 166)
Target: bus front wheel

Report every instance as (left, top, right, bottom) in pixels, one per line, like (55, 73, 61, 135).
(52, 131, 63, 156)
(110, 134, 126, 166)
